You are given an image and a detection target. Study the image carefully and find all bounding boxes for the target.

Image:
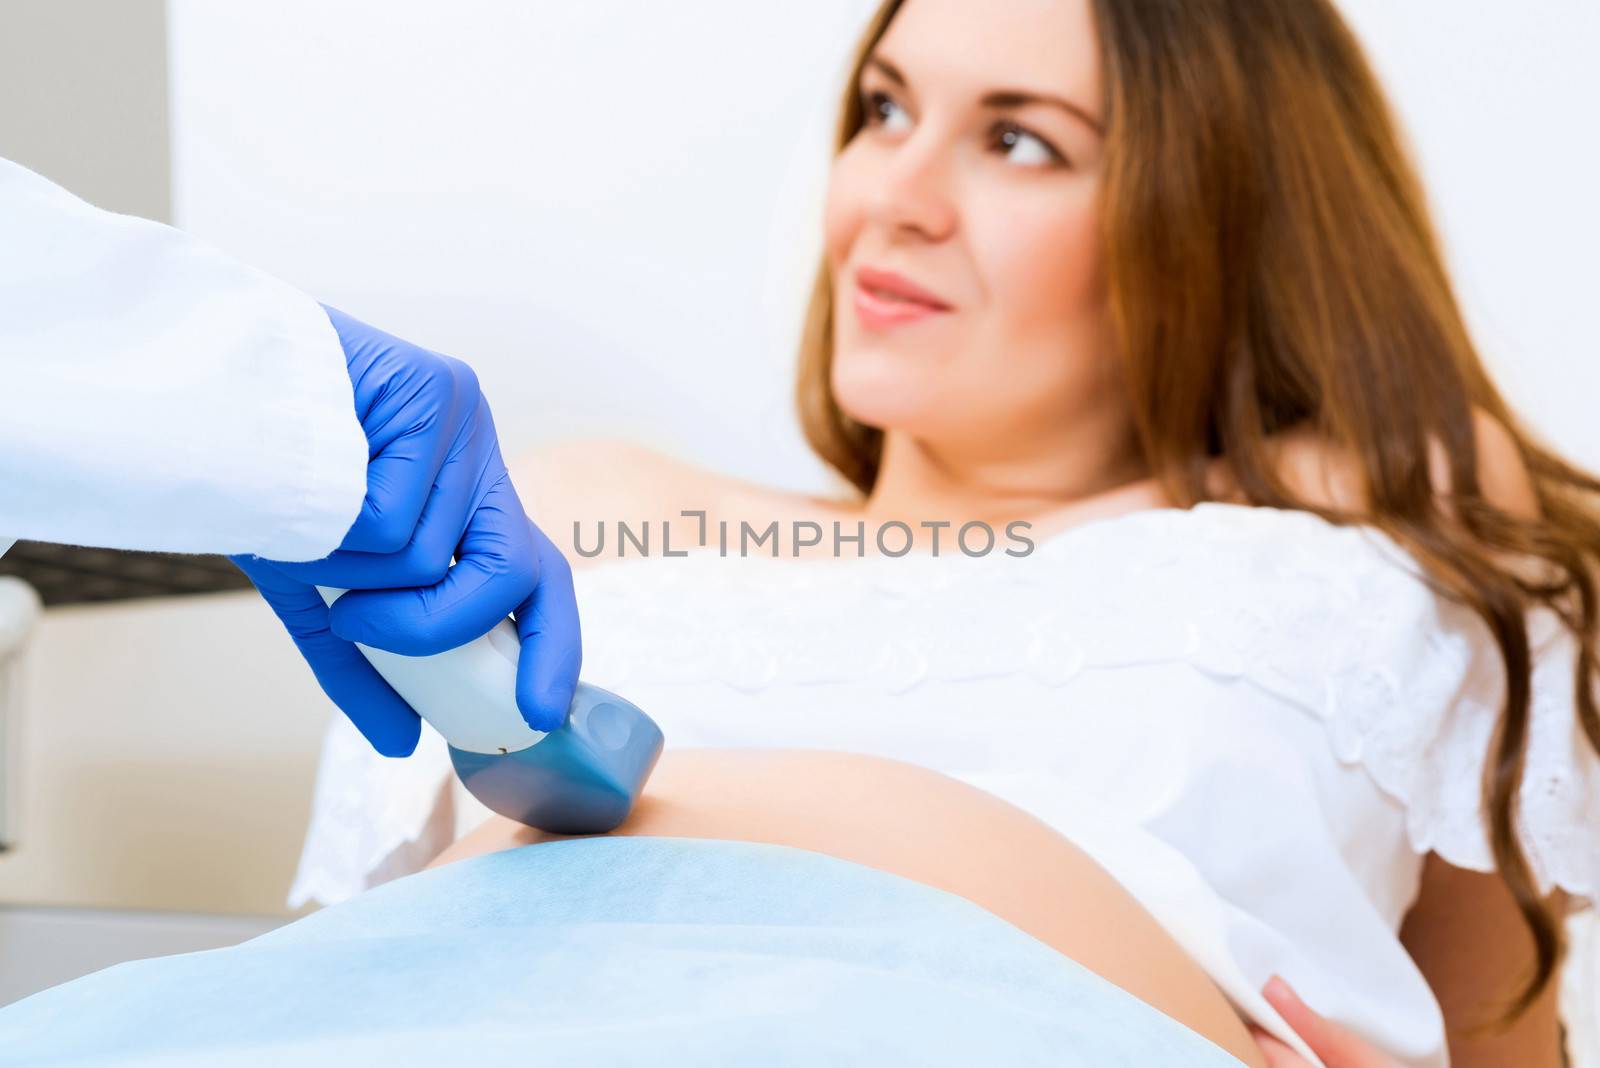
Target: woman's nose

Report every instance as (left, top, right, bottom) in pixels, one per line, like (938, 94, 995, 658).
(863, 133, 957, 242)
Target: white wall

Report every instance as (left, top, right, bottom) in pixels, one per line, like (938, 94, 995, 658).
(1334, 0, 1600, 462)
(167, 0, 1600, 479)
(168, 0, 880, 495)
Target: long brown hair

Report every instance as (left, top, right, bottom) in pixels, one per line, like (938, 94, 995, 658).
(796, 0, 1600, 1034)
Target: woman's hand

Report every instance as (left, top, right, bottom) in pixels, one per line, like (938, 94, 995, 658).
(1249, 975, 1401, 1068)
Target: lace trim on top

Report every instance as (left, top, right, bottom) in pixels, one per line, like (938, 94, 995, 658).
(568, 502, 1598, 904)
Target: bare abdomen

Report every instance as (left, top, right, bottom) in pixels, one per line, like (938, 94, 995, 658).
(431, 746, 1265, 1067)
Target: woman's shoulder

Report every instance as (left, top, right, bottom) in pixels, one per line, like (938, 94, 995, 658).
(508, 438, 820, 567)
(511, 437, 712, 506)
(1024, 407, 1532, 573)
(1245, 407, 1538, 521)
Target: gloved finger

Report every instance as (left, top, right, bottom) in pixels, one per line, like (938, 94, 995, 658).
(326, 306, 478, 555)
(327, 470, 537, 657)
(266, 394, 495, 590)
(231, 554, 422, 758)
(513, 523, 582, 732)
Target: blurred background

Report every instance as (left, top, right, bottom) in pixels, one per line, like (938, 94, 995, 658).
(0, 1, 1595, 1058)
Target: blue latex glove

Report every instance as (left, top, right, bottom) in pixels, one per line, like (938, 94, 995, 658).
(231, 307, 581, 757)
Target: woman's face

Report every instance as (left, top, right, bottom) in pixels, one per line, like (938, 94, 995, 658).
(824, 0, 1114, 458)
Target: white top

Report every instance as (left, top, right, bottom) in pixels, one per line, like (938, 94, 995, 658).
(0, 156, 366, 560)
(292, 501, 1600, 1068)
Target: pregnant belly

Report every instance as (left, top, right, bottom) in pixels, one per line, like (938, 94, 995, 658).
(430, 746, 1266, 1067)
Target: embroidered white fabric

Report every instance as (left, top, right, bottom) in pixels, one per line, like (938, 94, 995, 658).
(290, 501, 1599, 1068)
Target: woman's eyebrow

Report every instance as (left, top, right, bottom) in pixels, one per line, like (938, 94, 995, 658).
(980, 89, 1103, 137)
(865, 54, 1104, 138)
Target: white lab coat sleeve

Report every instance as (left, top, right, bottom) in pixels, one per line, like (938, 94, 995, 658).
(0, 157, 368, 561)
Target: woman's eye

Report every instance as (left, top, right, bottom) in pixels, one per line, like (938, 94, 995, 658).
(992, 122, 1064, 168)
(862, 90, 912, 133)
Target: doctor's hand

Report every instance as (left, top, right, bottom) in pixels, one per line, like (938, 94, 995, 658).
(1249, 975, 1401, 1068)
(231, 307, 581, 757)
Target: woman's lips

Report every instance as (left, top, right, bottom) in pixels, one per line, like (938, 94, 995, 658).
(851, 268, 954, 331)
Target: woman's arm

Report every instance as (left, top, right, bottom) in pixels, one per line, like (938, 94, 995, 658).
(508, 438, 748, 567)
(1398, 850, 1571, 1067)
(509, 438, 695, 560)
(1392, 406, 1568, 1065)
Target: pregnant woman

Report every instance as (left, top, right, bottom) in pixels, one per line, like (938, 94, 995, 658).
(402, 0, 1596, 1063)
(6, 1, 1594, 1066)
